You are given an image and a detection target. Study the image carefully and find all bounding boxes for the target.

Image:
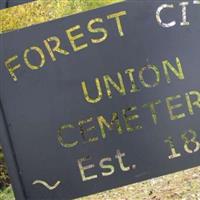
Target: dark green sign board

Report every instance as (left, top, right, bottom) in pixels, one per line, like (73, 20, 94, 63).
(0, 1, 200, 199)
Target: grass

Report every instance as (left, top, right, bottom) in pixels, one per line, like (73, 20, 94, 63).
(0, 0, 123, 33)
(0, 148, 10, 189)
(0, 147, 13, 200)
(0, 187, 14, 200)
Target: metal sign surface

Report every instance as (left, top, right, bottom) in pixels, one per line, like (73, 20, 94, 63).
(0, 1, 200, 199)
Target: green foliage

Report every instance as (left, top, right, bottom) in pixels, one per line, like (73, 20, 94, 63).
(0, 186, 15, 200)
(0, 147, 10, 190)
(0, 0, 121, 33)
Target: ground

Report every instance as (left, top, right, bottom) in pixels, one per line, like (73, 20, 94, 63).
(0, 166, 200, 200)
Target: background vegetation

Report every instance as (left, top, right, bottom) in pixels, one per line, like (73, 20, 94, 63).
(0, 0, 122, 33)
(0, 147, 9, 189)
(0, 147, 13, 200)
